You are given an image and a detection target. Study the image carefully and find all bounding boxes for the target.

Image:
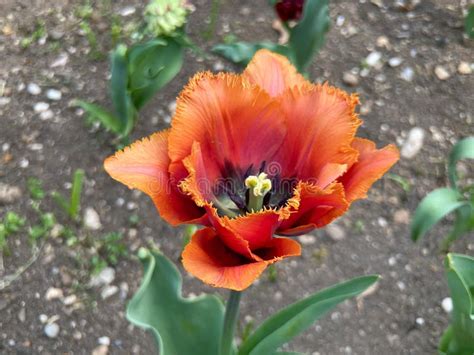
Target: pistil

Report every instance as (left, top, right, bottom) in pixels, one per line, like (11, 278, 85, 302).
(244, 172, 272, 212)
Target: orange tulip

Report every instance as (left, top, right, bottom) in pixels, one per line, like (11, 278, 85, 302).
(105, 50, 399, 291)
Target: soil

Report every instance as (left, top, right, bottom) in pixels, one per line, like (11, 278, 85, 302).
(1, 0, 473, 354)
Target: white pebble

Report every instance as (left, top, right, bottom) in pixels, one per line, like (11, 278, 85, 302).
(119, 6, 136, 16)
(401, 127, 425, 159)
(400, 67, 414, 82)
(46, 89, 62, 101)
(89, 267, 115, 287)
(365, 51, 382, 67)
(98, 336, 111, 346)
(84, 207, 102, 230)
(388, 57, 403, 67)
(101, 285, 119, 299)
(442, 297, 453, 313)
(45, 287, 64, 301)
(388, 257, 397, 266)
(415, 317, 425, 326)
(435, 65, 450, 80)
(39, 314, 48, 323)
(34, 102, 49, 113)
(27, 83, 41, 95)
(44, 323, 60, 338)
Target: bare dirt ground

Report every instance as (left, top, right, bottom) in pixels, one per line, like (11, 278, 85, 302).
(1, 0, 473, 354)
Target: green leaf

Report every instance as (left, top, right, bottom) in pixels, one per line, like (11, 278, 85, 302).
(411, 188, 469, 242)
(448, 137, 474, 188)
(69, 169, 84, 220)
(126, 249, 224, 355)
(212, 42, 290, 66)
(288, 0, 330, 73)
(439, 254, 474, 354)
(73, 100, 122, 134)
(128, 38, 184, 110)
(465, 6, 474, 39)
(238, 275, 379, 355)
(110, 44, 136, 136)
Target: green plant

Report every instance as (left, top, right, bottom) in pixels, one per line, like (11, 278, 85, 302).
(213, 0, 330, 75)
(27, 177, 45, 200)
(439, 253, 474, 354)
(52, 169, 85, 221)
(128, 249, 378, 355)
(28, 213, 55, 242)
(411, 137, 474, 251)
(90, 232, 128, 274)
(76, 0, 192, 142)
(0, 212, 26, 254)
(20, 21, 46, 48)
(465, 6, 474, 39)
(80, 21, 104, 60)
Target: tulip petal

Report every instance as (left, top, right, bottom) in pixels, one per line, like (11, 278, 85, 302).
(169, 72, 286, 179)
(182, 228, 301, 291)
(182, 228, 268, 291)
(278, 182, 348, 236)
(104, 131, 205, 225)
(277, 84, 361, 183)
(243, 49, 309, 97)
(339, 138, 400, 202)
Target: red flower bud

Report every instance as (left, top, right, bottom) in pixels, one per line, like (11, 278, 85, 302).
(275, 0, 305, 22)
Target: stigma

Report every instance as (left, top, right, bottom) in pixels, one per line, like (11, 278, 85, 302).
(245, 173, 272, 212)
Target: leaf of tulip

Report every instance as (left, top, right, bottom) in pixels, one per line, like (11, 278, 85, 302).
(73, 100, 122, 134)
(465, 6, 474, 39)
(288, 0, 330, 73)
(126, 249, 224, 355)
(128, 38, 184, 111)
(238, 275, 379, 355)
(448, 137, 474, 188)
(438, 253, 474, 354)
(110, 44, 136, 136)
(410, 188, 469, 242)
(212, 42, 290, 66)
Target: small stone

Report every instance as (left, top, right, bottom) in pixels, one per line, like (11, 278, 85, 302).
(89, 267, 115, 287)
(73, 331, 82, 340)
(39, 314, 48, 323)
(274, 291, 283, 301)
(400, 67, 414, 82)
(34, 102, 49, 113)
(119, 6, 136, 16)
(19, 158, 29, 168)
(39, 110, 54, 121)
(442, 297, 453, 313)
(457, 61, 472, 75)
(92, 345, 109, 355)
(325, 224, 346, 241)
(298, 234, 316, 245)
(388, 57, 403, 67)
(84, 207, 102, 230)
(434, 65, 450, 80)
(63, 295, 78, 306)
(376, 35, 390, 49)
(370, 0, 384, 7)
(397, 281, 406, 291)
(98, 336, 111, 346)
(46, 89, 62, 101)
(365, 51, 382, 67)
(45, 287, 64, 301)
(0, 97, 11, 106)
(44, 323, 60, 338)
(401, 127, 425, 159)
(50, 29, 64, 40)
(18, 308, 26, 322)
(342, 72, 359, 86)
(388, 257, 397, 266)
(27, 83, 41, 95)
(168, 100, 177, 115)
(50, 53, 69, 68)
(394, 209, 410, 224)
(415, 317, 425, 326)
(0, 183, 22, 204)
(28, 143, 43, 151)
(101, 285, 119, 300)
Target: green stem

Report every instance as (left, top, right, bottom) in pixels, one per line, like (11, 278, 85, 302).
(220, 290, 242, 355)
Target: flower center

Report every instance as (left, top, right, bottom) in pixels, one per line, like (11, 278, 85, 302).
(244, 173, 272, 212)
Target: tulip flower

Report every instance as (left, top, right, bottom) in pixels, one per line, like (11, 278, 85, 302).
(275, 0, 305, 22)
(105, 50, 399, 291)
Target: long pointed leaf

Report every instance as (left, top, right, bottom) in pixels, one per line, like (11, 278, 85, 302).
(288, 0, 330, 73)
(410, 188, 468, 242)
(212, 42, 290, 66)
(126, 249, 224, 355)
(74, 100, 122, 134)
(110, 44, 135, 135)
(238, 275, 379, 355)
(448, 137, 474, 188)
(439, 254, 474, 354)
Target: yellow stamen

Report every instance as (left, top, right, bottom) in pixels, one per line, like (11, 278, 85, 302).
(245, 173, 272, 211)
